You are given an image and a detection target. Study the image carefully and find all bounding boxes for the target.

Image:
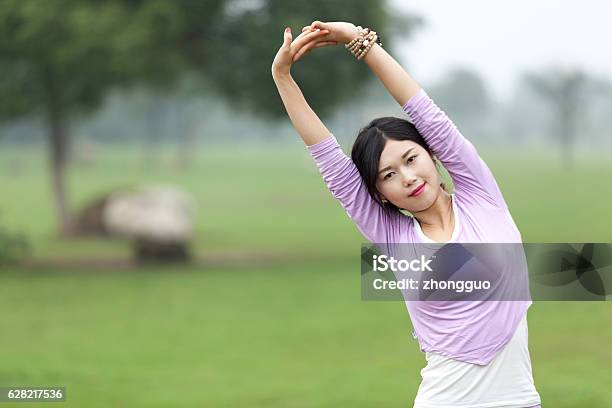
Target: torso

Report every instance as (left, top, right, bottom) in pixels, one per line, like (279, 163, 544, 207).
(406, 194, 539, 407)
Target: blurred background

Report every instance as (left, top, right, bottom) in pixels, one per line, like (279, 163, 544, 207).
(1, 0, 611, 407)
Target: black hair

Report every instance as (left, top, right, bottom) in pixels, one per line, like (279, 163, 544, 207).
(350, 116, 447, 213)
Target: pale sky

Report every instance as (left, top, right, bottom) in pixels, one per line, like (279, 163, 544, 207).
(391, 0, 611, 98)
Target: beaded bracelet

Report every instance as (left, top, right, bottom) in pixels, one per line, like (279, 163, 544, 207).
(345, 26, 382, 60)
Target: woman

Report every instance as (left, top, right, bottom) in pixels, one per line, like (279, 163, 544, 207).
(272, 20, 541, 408)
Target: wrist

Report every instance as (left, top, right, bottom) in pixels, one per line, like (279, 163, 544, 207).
(343, 24, 359, 44)
(272, 68, 291, 81)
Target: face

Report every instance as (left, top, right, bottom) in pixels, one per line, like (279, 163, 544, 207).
(375, 139, 441, 213)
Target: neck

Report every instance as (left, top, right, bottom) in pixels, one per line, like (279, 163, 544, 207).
(413, 191, 454, 230)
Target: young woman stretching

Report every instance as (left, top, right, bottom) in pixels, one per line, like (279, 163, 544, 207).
(272, 20, 542, 408)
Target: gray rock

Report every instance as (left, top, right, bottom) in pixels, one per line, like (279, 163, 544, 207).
(103, 186, 195, 245)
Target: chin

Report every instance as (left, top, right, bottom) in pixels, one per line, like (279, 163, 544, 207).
(402, 194, 435, 213)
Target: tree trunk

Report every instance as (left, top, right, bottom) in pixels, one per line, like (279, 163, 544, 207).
(44, 73, 73, 236)
(50, 116, 72, 235)
(560, 100, 575, 170)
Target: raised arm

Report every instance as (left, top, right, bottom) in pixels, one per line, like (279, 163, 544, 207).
(362, 37, 422, 106)
(271, 27, 335, 146)
(271, 26, 405, 243)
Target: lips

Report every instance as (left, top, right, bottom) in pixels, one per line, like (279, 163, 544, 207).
(409, 182, 426, 197)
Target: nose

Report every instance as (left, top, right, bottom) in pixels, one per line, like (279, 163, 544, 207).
(400, 170, 418, 187)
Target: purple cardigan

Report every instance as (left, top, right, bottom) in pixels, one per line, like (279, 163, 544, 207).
(307, 89, 531, 365)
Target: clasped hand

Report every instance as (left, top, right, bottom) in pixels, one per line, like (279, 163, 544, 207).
(271, 21, 358, 77)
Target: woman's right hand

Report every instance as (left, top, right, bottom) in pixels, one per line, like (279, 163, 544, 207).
(271, 26, 332, 78)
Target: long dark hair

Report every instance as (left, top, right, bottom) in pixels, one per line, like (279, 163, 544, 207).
(351, 116, 446, 213)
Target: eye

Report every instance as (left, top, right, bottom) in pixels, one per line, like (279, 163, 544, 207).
(383, 172, 395, 181)
(406, 155, 417, 163)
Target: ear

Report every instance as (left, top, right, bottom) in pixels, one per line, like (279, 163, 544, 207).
(378, 194, 388, 204)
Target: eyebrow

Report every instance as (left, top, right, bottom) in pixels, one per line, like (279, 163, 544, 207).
(378, 148, 415, 174)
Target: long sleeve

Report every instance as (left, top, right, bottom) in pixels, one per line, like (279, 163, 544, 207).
(403, 89, 507, 209)
(307, 134, 404, 243)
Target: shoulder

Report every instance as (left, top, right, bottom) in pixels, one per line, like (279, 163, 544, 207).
(454, 186, 508, 210)
(454, 194, 522, 242)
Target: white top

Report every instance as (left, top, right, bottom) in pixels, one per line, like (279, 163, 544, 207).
(414, 314, 541, 408)
(411, 194, 540, 407)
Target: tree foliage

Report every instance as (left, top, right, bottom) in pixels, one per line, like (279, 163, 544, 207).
(524, 68, 588, 167)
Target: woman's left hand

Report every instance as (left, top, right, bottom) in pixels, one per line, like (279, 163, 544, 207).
(301, 21, 359, 45)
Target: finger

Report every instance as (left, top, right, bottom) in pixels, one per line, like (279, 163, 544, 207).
(292, 32, 333, 62)
(283, 26, 292, 46)
(293, 40, 315, 62)
(295, 41, 338, 61)
(294, 28, 313, 41)
(293, 41, 319, 62)
(311, 20, 326, 30)
(292, 47, 311, 63)
(298, 28, 328, 40)
(314, 41, 337, 48)
(291, 29, 329, 50)
(293, 40, 338, 63)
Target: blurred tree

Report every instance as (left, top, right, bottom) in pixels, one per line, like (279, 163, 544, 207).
(0, 0, 420, 235)
(0, 0, 225, 235)
(523, 68, 587, 168)
(427, 68, 493, 141)
(582, 77, 612, 147)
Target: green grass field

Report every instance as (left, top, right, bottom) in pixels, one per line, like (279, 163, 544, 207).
(1, 143, 611, 407)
